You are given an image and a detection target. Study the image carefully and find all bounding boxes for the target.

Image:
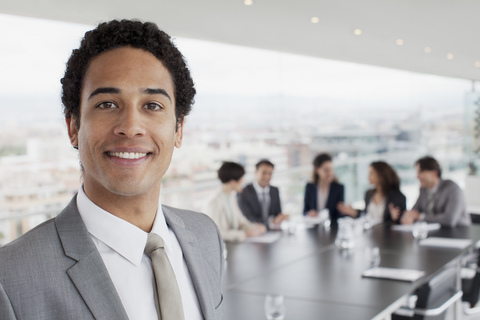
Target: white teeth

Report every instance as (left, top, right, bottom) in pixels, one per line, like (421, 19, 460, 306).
(108, 152, 147, 159)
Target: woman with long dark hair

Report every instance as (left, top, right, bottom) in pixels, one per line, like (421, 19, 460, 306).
(337, 161, 406, 223)
(303, 153, 345, 223)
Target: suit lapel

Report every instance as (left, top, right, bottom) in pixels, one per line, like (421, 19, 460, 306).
(55, 197, 129, 320)
(312, 184, 319, 209)
(163, 206, 216, 320)
(268, 187, 277, 216)
(248, 184, 262, 215)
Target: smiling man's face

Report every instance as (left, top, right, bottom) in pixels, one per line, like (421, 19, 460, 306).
(67, 46, 182, 202)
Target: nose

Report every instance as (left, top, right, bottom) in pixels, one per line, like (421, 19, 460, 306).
(113, 106, 146, 138)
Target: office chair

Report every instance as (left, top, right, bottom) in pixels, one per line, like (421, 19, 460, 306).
(461, 243, 480, 315)
(392, 266, 462, 320)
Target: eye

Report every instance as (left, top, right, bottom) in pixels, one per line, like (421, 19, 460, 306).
(96, 101, 118, 109)
(144, 102, 163, 111)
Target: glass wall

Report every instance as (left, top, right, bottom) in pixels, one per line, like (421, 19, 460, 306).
(0, 14, 475, 245)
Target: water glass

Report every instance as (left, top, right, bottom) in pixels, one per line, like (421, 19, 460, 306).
(264, 294, 286, 320)
(412, 221, 428, 240)
(363, 215, 372, 230)
(370, 246, 381, 268)
(335, 217, 355, 249)
(288, 220, 297, 235)
(221, 240, 228, 261)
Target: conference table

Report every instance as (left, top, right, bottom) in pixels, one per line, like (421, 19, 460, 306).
(222, 220, 480, 320)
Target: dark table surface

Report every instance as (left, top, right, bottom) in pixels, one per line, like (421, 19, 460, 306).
(223, 222, 480, 320)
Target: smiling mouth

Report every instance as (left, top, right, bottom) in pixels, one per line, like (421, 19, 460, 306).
(107, 152, 148, 159)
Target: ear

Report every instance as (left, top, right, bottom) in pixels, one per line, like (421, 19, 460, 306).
(66, 116, 79, 148)
(174, 118, 184, 148)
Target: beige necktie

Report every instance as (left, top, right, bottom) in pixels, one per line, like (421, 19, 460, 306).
(144, 233, 185, 320)
(427, 192, 435, 215)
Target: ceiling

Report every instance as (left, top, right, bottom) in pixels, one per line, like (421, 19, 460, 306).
(1, 0, 479, 81)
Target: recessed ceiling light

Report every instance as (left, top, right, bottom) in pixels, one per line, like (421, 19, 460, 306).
(475, 61, 480, 68)
(353, 29, 362, 36)
(447, 53, 454, 60)
(311, 17, 320, 24)
(244, 0, 253, 5)
(396, 39, 404, 46)
(424, 47, 432, 54)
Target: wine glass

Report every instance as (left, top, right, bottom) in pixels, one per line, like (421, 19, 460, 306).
(264, 294, 286, 320)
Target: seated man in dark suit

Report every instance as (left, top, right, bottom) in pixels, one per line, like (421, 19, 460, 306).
(237, 159, 288, 228)
(401, 156, 471, 228)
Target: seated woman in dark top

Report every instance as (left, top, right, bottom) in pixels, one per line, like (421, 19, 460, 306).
(337, 161, 406, 223)
(303, 153, 345, 223)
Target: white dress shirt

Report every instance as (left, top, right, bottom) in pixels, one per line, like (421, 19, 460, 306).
(366, 198, 386, 221)
(253, 180, 270, 208)
(76, 186, 202, 320)
(316, 187, 329, 212)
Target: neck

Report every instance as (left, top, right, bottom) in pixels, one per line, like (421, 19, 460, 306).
(222, 183, 235, 194)
(427, 178, 440, 190)
(318, 180, 330, 189)
(83, 184, 160, 233)
(255, 180, 268, 189)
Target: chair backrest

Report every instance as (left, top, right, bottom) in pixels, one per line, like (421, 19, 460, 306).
(413, 266, 457, 320)
(462, 247, 480, 307)
(465, 176, 480, 213)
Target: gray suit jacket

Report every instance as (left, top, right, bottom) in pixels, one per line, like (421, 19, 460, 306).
(412, 179, 471, 228)
(237, 183, 282, 225)
(0, 196, 224, 320)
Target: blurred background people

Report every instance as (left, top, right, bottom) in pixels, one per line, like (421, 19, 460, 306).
(337, 161, 406, 223)
(237, 159, 288, 229)
(303, 153, 344, 223)
(204, 162, 267, 241)
(401, 156, 471, 227)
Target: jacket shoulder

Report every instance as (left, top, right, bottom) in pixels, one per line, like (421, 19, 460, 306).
(0, 217, 57, 258)
(0, 217, 64, 282)
(331, 182, 345, 191)
(305, 182, 315, 190)
(163, 205, 219, 232)
(440, 179, 461, 192)
(241, 184, 256, 195)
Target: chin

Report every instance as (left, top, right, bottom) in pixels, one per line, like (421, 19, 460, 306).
(107, 183, 150, 197)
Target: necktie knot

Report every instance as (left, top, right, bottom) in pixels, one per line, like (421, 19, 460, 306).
(144, 233, 165, 258)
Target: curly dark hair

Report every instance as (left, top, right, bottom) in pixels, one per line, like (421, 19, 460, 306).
(61, 19, 196, 129)
(370, 161, 401, 194)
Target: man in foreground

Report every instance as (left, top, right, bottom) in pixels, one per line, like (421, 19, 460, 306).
(401, 156, 471, 228)
(237, 159, 288, 228)
(0, 20, 223, 320)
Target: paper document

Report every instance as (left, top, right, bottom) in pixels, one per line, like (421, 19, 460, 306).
(303, 215, 324, 225)
(391, 223, 441, 232)
(244, 232, 281, 243)
(303, 209, 329, 225)
(419, 237, 472, 249)
(362, 267, 425, 282)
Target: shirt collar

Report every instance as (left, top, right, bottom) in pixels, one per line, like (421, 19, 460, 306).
(253, 180, 270, 194)
(428, 180, 441, 193)
(76, 185, 170, 266)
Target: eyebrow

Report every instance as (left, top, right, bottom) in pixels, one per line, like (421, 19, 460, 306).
(143, 88, 171, 102)
(87, 87, 172, 102)
(88, 87, 120, 100)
